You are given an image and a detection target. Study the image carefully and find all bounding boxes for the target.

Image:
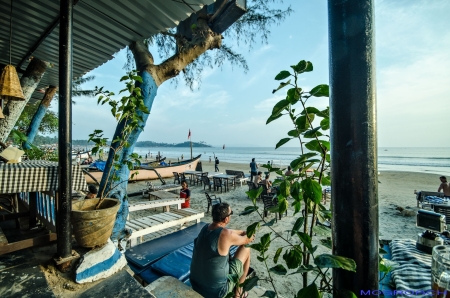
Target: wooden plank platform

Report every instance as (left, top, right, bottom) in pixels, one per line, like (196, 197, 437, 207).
(129, 198, 184, 212)
(126, 209, 204, 247)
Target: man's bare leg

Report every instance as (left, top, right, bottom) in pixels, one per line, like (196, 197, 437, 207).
(233, 245, 251, 297)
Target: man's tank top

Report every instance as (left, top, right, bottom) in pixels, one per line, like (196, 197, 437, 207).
(190, 225, 229, 298)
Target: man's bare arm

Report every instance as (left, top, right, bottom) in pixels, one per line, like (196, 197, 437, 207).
(439, 183, 444, 192)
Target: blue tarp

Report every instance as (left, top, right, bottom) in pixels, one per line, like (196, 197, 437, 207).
(89, 160, 106, 172)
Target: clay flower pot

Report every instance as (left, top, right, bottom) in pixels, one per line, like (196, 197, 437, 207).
(71, 198, 120, 248)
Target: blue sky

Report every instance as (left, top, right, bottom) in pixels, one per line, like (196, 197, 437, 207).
(52, 0, 450, 147)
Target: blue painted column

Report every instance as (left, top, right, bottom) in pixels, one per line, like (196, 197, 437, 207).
(99, 71, 158, 241)
(24, 86, 57, 149)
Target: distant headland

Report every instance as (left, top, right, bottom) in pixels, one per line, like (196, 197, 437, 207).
(30, 135, 212, 148)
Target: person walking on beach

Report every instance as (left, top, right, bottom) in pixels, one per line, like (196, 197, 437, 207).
(438, 176, 450, 197)
(190, 202, 255, 298)
(250, 158, 258, 182)
(215, 157, 220, 172)
(209, 156, 211, 163)
(181, 154, 184, 160)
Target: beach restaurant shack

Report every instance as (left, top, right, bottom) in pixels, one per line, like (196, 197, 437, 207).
(0, 0, 379, 296)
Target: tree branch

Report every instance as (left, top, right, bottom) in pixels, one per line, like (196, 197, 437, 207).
(151, 18, 222, 86)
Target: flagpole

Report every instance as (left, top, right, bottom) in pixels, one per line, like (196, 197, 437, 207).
(190, 139, 193, 160)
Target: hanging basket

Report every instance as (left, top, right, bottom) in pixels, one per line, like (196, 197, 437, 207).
(0, 65, 25, 101)
(71, 198, 120, 248)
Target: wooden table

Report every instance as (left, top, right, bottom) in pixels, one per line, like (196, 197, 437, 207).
(149, 190, 180, 200)
(212, 174, 237, 192)
(183, 170, 203, 184)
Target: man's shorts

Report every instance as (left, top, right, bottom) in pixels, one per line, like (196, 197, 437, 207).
(226, 258, 244, 295)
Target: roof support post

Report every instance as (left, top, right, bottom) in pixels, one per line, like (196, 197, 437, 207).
(56, 0, 73, 268)
(328, 0, 378, 295)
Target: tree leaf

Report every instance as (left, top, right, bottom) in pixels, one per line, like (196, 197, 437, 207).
(291, 217, 305, 236)
(313, 225, 332, 237)
(269, 264, 287, 275)
(276, 138, 292, 149)
(295, 113, 315, 129)
(242, 275, 259, 292)
(283, 248, 303, 269)
(263, 218, 276, 227)
(287, 87, 301, 104)
(246, 222, 260, 238)
(301, 178, 322, 204)
(300, 107, 321, 115)
(272, 99, 290, 116)
(320, 118, 330, 130)
(310, 84, 329, 97)
(274, 247, 283, 264)
(320, 238, 332, 249)
(303, 127, 323, 138)
(290, 153, 317, 170)
(275, 70, 291, 80)
(335, 290, 358, 298)
(297, 232, 313, 252)
(295, 283, 321, 298)
(287, 129, 301, 138)
(272, 80, 291, 93)
(239, 206, 259, 216)
(314, 254, 357, 272)
(279, 180, 290, 197)
(266, 113, 283, 125)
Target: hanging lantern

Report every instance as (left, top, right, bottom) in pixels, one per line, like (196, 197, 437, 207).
(0, 65, 25, 101)
(0, 0, 25, 101)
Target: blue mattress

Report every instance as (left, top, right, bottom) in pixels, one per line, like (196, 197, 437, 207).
(125, 222, 207, 268)
(140, 244, 239, 284)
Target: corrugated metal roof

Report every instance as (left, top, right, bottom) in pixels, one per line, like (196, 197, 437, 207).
(0, 0, 215, 101)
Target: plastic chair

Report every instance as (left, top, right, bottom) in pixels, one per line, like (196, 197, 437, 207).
(202, 175, 213, 191)
(213, 177, 223, 193)
(205, 192, 221, 213)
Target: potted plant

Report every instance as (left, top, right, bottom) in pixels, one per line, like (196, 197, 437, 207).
(71, 71, 148, 248)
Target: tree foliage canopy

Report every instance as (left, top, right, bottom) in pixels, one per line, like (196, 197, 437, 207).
(125, 0, 292, 90)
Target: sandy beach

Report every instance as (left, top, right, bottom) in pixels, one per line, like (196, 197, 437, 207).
(123, 160, 443, 297)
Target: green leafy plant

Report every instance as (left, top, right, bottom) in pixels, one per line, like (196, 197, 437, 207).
(89, 70, 149, 208)
(10, 130, 58, 161)
(239, 60, 356, 297)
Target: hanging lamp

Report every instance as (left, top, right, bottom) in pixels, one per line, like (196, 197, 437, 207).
(0, 0, 25, 101)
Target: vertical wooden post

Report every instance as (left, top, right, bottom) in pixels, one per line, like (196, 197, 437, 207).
(328, 0, 378, 295)
(57, 0, 73, 261)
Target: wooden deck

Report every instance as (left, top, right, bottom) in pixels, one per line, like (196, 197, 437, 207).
(126, 208, 204, 247)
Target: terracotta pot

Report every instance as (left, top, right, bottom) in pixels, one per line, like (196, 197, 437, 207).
(71, 198, 120, 248)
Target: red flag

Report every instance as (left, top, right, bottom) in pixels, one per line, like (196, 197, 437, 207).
(188, 129, 191, 140)
(223, 144, 225, 149)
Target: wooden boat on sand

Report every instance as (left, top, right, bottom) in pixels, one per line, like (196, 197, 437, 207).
(84, 155, 201, 184)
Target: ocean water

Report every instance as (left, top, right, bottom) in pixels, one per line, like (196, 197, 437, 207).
(133, 146, 450, 175)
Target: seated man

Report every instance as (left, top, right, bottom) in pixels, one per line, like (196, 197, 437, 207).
(261, 174, 274, 193)
(438, 176, 450, 198)
(85, 185, 98, 199)
(285, 166, 294, 176)
(190, 202, 255, 298)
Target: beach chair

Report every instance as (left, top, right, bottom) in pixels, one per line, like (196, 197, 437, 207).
(201, 175, 213, 191)
(173, 172, 181, 184)
(194, 172, 206, 186)
(433, 205, 450, 225)
(204, 192, 221, 213)
(213, 177, 224, 193)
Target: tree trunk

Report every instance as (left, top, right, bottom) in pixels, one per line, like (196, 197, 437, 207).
(103, 21, 222, 241)
(0, 58, 48, 142)
(24, 86, 57, 149)
(100, 70, 158, 241)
